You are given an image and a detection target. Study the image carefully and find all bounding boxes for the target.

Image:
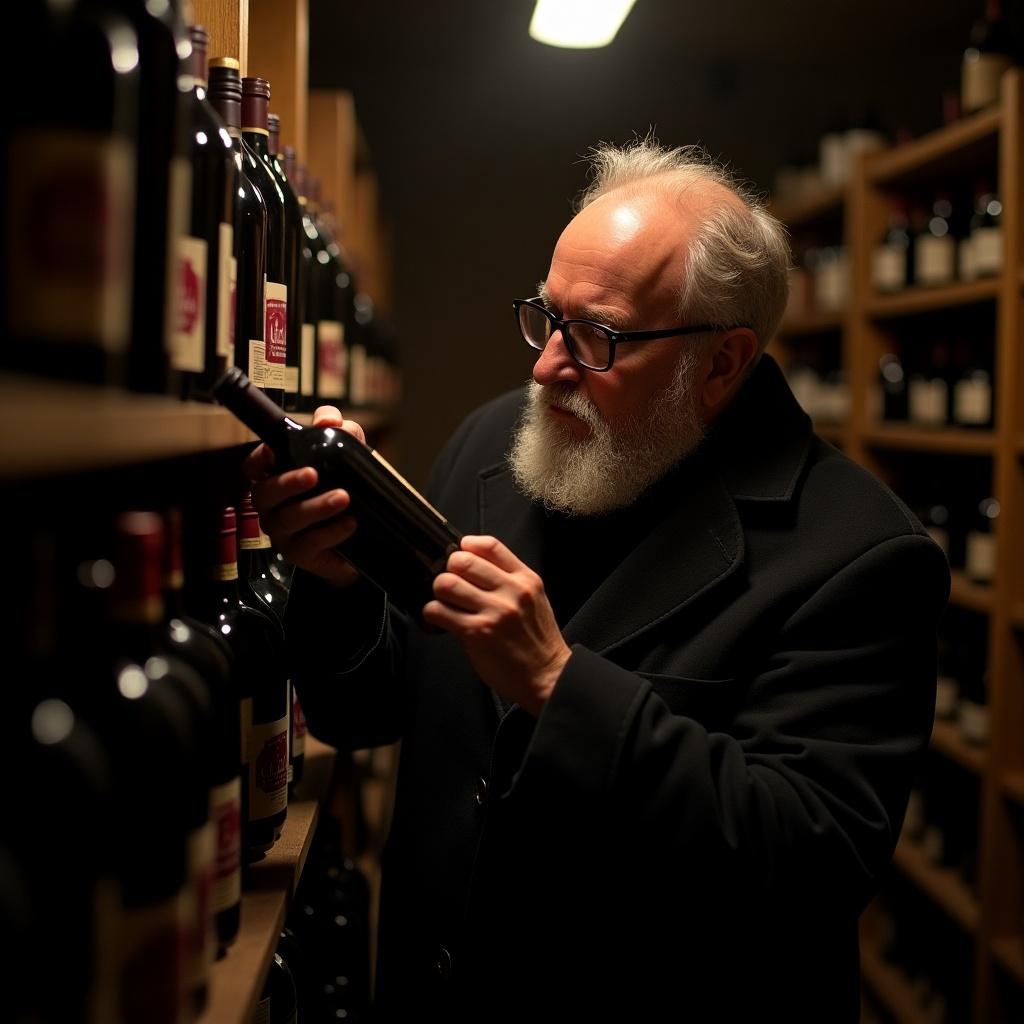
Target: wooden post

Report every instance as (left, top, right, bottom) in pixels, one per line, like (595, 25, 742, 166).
(308, 89, 358, 240)
(192, 0, 249, 75)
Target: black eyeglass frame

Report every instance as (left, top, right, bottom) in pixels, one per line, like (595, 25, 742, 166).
(512, 297, 747, 372)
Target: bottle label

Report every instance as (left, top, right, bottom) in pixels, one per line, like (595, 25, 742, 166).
(909, 378, 948, 426)
(971, 226, 1002, 277)
(871, 244, 906, 292)
(118, 893, 189, 1024)
(248, 713, 289, 820)
(300, 324, 315, 396)
(210, 777, 242, 913)
(171, 234, 208, 372)
(229, 255, 238, 354)
(959, 698, 990, 744)
(965, 531, 995, 582)
(954, 378, 992, 425)
(350, 343, 368, 404)
(285, 365, 299, 393)
(962, 52, 1012, 112)
(164, 156, 193, 359)
(249, 339, 267, 387)
(318, 320, 347, 398)
(217, 223, 235, 359)
(914, 235, 955, 286)
(264, 280, 288, 388)
(292, 688, 307, 756)
(935, 675, 959, 719)
(5, 130, 134, 351)
(186, 822, 216, 995)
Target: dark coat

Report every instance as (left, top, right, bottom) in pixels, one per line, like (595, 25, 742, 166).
(287, 355, 949, 1022)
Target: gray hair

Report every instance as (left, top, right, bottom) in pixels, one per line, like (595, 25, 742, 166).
(575, 139, 791, 354)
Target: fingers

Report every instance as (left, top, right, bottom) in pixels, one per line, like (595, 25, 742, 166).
(432, 571, 486, 613)
(446, 550, 504, 590)
(251, 466, 319, 516)
(312, 405, 367, 445)
(286, 514, 358, 565)
(243, 442, 276, 483)
(272, 488, 351, 537)
(422, 599, 481, 633)
(460, 535, 522, 574)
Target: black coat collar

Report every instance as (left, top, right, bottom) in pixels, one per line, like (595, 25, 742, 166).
(477, 354, 812, 656)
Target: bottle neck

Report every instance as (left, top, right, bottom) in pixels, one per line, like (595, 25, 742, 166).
(243, 127, 270, 157)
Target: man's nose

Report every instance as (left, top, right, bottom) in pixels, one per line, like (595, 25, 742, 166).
(532, 330, 583, 386)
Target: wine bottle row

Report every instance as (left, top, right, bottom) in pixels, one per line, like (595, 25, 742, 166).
(3, 0, 398, 410)
(6, 497, 311, 1023)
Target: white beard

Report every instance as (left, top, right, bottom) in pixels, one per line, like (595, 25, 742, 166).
(507, 353, 706, 517)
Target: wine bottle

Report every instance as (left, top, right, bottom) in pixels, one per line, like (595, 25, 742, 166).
(907, 340, 951, 428)
(966, 181, 1003, 279)
(2, 2, 138, 386)
(214, 367, 462, 618)
(242, 76, 288, 405)
(194, 507, 288, 859)
(267, 114, 306, 412)
(871, 199, 911, 294)
(177, 24, 237, 400)
(256, 952, 299, 1024)
(208, 58, 268, 403)
(293, 163, 330, 408)
(962, 0, 1015, 115)
(951, 341, 993, 429)
(163, 507, 243, 952)
(876, 347, 908, 422)
(965, 496, 999, 584)
(913, 193, 956, 287)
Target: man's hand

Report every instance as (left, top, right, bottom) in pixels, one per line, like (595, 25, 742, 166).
(244, 406, 365, 587)
(424, 535, 571, 716)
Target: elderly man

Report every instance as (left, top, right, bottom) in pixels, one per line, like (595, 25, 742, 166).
(249, 142, 948, 1022)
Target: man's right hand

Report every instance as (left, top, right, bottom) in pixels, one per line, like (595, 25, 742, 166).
(244, 405, 365, 587)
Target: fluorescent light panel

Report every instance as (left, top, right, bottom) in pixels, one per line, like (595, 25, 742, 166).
(529, 0, 639, 49)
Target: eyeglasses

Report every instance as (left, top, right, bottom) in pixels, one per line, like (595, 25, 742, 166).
(512, 297, 739, 372)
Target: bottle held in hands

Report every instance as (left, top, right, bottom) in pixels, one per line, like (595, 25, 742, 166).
(215, 367, 461, 619)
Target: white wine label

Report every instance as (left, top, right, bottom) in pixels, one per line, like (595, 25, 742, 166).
(118, 892, 188, 1024)
(965, 531, 995, 583)
(350, 343, 368, 405)
(292, 687, 307, 757)
(300, 324, 315, 396)
(371, 448, 449, 523)
(871, 245, 906, 293)
(163, 157, 193, 358)
(971, 226, 1002, 277)
(317, 320, 346, 398)
(954, 378, 992, 425)
(217, 223, 234, 358)
(171, 234, 208, 371)
(908, 378, 947, 426)
(935, 676, 959, 719)
(249, 339, 267, 386)
(284, 365, 299, 392)
(959, 699, 990, 745)
(6, 131, 135, 351)
(264, 280, 288, 388)
(962, 52, 1012, 113)
(248, 714, 289, 819)
(210, 777, 242, 913)
(914, 235, 955, 286)
(229, 256, 238, 353)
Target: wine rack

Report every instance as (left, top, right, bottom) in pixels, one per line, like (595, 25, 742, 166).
(773, 69, 1024, 1024)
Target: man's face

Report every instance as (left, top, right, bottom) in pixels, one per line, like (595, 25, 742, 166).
(508, 191, 711, 516)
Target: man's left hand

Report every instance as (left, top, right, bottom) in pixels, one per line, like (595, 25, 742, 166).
(423, 535, 571, 716)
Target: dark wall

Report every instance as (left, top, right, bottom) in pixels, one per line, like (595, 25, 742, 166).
(310, 0, 989, 486)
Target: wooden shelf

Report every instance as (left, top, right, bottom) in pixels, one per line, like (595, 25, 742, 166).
(778, 310, 844, 337)
(865, 106, 1001, 186)
(770, 184, 845, 228)
(199, 737, 336, 1024)
(991, 936, 1024, 987)
(931, 719, 988, 776)
(860, 941, 930, 1024)
(948, 572, 995, 614)
(814, 422, 847, 444)
(0, 374, 391, 479)
(1003, 771, 1024, 807)
(892, 838, 980, 934)
(865, 278, 999, 319)
(861, 426, 996, 456)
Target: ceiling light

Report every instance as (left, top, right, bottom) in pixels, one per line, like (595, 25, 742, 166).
(529, 0, 639, 49)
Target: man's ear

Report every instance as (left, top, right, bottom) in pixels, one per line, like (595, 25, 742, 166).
(700, 328, 759, 418)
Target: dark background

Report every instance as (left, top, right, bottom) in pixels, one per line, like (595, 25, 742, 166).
(309, 0, 1001, 485)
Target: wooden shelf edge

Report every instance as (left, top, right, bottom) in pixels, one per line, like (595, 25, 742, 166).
(864, 105, 1001, 185)
(1002, 770, 1024, 806)
(861, 426, 996, 456)
(865, 278, 999, 319)
(199, 740, 337, 1024)
(778, 312, 845, 337)
(990, 936, 1024, 987)
(930, 719, 988, 776)
(860, 941, 931, 1024)
(891, 838, 980, 934)
(948, 572, 995, 614)
(770, 184, 846, 228)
